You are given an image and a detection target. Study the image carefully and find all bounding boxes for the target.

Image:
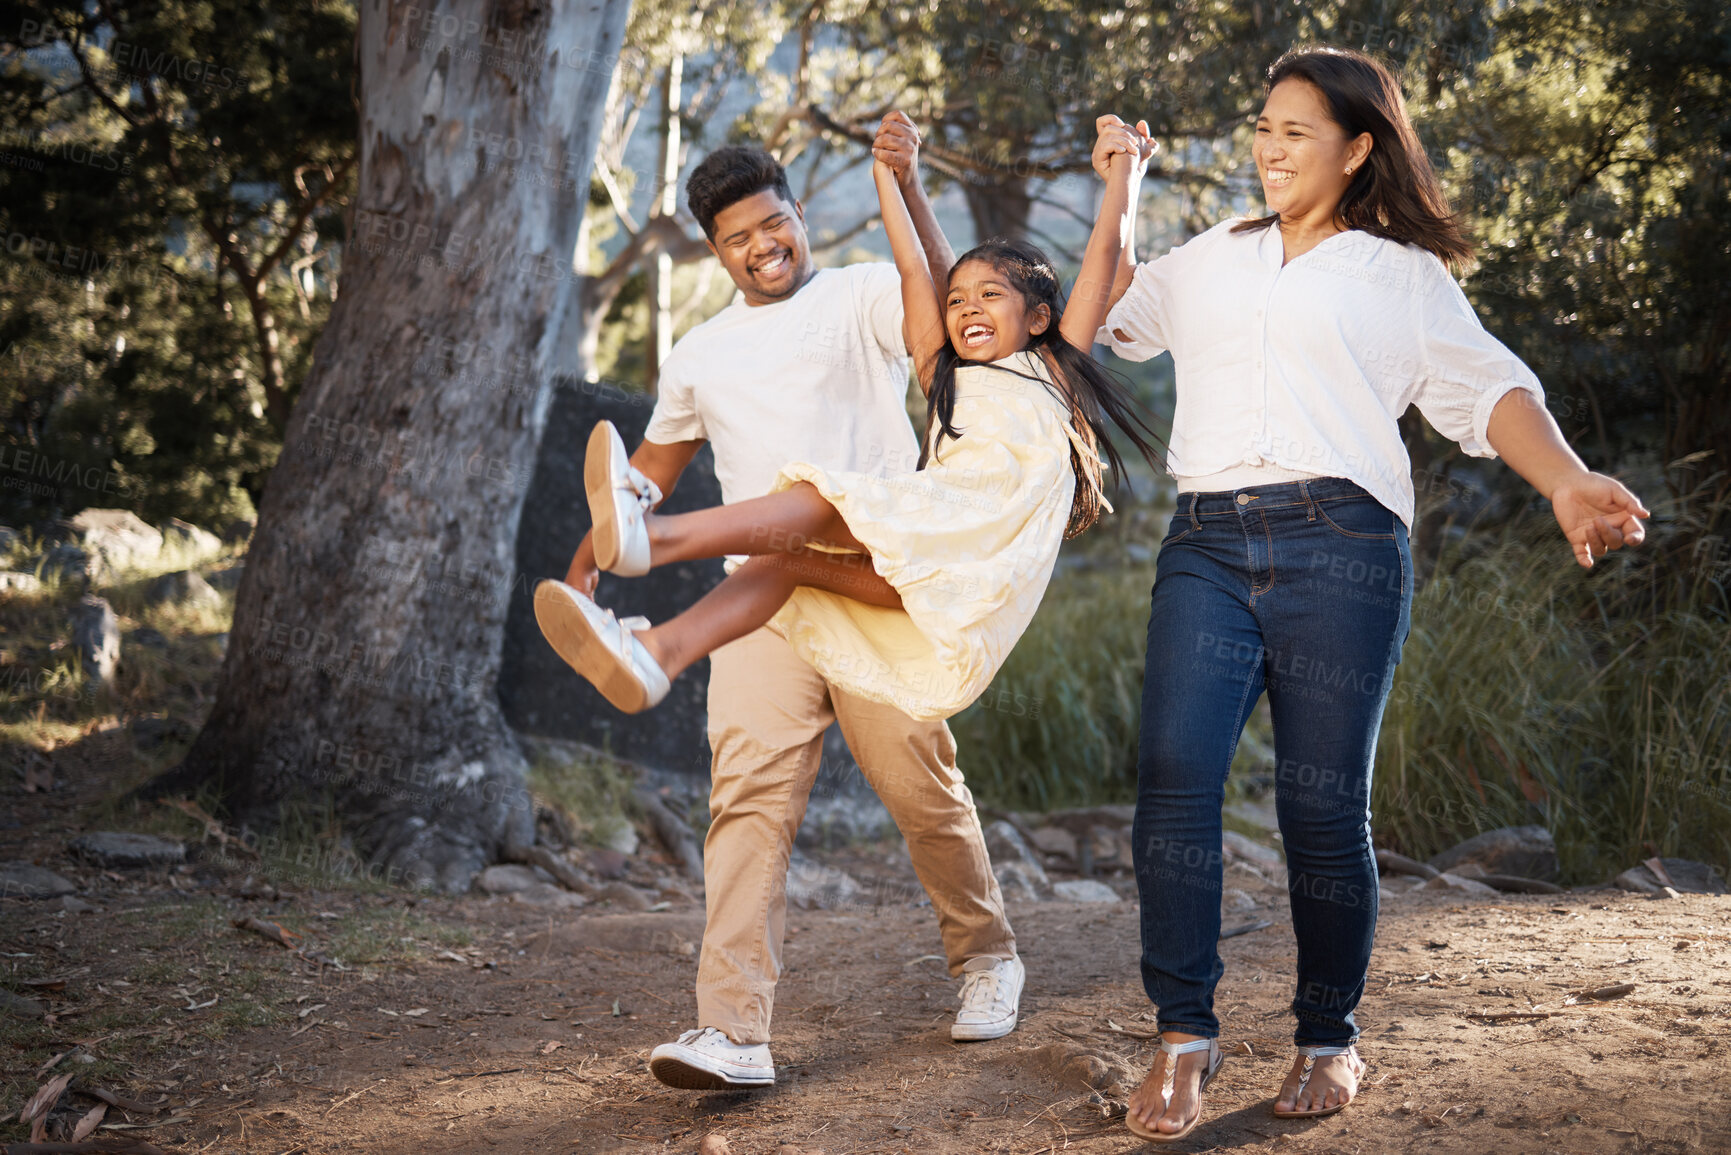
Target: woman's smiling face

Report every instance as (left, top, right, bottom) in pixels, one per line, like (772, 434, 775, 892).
(944, 259, 1050, 362)
(1253, 77, 1368, 224)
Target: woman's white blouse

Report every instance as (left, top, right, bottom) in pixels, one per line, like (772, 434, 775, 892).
(1096, 220, 1545, 528)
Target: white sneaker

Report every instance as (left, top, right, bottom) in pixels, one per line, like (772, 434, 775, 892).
(649, 1026, 776, 1090)
(586, 420, 660, 576)
(952, 955, 1025, 1041)
(532, 580, 670, 712)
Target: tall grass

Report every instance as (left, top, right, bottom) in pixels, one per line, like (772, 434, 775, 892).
(951, 564, 1155, 810)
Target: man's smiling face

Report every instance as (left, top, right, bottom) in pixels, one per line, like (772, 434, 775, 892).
(706, 190, 815, 306)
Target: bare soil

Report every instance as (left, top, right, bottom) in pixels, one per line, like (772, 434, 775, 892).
(5, 741, 1731, 1154)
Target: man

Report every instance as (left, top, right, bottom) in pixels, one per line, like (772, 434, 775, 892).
(562, 115, 1023, 1090)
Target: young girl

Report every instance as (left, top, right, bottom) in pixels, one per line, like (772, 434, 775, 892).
(534, 118, 1162, 722)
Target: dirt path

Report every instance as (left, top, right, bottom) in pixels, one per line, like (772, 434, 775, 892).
(6, 834, 1729, 1154)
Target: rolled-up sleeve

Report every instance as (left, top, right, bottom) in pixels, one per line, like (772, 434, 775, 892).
(1095, 259, 1172, 362)
(1415, 272, 1544, 458)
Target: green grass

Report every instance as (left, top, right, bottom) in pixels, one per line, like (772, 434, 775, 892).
(952, 487, 1731, 884)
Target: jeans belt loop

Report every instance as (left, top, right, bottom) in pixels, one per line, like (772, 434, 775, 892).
(1188, 491, 1200, 531)
(1299, 479, 1317, 522)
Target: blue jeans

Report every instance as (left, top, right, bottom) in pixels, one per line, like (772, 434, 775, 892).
(1132, 477, 1412, 1046)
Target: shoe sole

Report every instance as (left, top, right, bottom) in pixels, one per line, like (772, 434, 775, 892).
(532, 581, 651, 713)
(951, 1012, 1018, 1041)
(586, 421, 624, 572)
(649, 1053, 774, 1091)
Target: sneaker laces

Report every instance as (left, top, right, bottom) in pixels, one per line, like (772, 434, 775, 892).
(958, 968, 1004, 1013)
(621, 465, 662, 511)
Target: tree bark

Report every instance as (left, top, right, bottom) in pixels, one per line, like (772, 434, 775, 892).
(156, 0, 632, 892)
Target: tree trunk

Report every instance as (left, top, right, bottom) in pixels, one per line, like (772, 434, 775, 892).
(157, 0, 632, 892)
(960, 175, 1032, 243)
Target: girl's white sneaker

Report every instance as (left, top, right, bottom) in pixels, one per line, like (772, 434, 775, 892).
(585, 419, 659, 576)
(649, 1027, 776, 1089)
(533, 580, 670, 713)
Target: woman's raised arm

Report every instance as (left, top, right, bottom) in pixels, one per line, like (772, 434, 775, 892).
(1061, 116, 1152, 351)
(873, 159, 949, 395)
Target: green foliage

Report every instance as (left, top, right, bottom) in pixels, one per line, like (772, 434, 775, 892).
(1377, 490, 1731, 881)
(951, 559, 1155, 810)
(0, 0, 355, 528)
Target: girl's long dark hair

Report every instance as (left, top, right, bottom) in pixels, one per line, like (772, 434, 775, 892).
(920, 239, 1165, 538)
(1233, 46, 1472, 268)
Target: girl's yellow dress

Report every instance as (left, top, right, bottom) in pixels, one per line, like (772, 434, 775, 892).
(766, 350, 1091, 721)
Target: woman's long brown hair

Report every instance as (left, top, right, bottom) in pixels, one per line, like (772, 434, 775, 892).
(1233, 46, 1473, 268)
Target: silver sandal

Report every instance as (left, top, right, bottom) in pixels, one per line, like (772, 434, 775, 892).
(1272, 1043, 1365, 1119)
(1126, 1036, 1225, 1142)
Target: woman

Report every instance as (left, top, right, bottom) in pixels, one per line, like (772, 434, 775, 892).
(1099, 47, 1648, 1142)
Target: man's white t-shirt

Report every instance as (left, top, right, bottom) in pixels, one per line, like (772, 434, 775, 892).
(645, 263, 920, 504)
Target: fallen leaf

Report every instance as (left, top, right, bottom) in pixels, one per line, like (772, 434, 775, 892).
(541, 1040, 563, 1054)
(72, 1100, 108, 1140)
(403, 1008, 429, 1017)
(21, 1072, 74, 1126)
(232, 916, 299, 948)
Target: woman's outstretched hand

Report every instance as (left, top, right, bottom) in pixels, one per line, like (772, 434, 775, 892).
(1549, 472, 1650, 567)
(872, 111, 924, 188)
(1093, 114, 1154, 181)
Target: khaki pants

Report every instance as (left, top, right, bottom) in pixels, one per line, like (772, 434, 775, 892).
(697, 626, 1016, 1045)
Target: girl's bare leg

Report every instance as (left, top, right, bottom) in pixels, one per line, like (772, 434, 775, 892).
(638, 549, 900, 681)
(643, 482, 865, 566)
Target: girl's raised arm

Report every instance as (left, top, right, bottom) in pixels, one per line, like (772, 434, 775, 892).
(873, 159, 949, 395)
(1061, 115, 1151, 351)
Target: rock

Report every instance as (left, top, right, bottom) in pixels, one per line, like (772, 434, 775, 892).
(1223, 830, 1283, 869)
(0, 571, 41, 593)
(1, 989, 47, 1019)
(586, 847, 630, 880)
(984, 819, 1043, 867)
(161, 518, 224, 560)
(597, 819, 639, 857)
(60, 894, 98, 913)
(1616, 858, 1727, 896)
(71, 595, 120, 686)
(64, 508, 162, 576)
(0, 861, 78, 899)
(595, 880, 656, 911)
(1052, 879, 1121, 903)
(68, 831, 186, 868)
(473, 863, 548, 895)
(128, 626, 169, 648)
(1476, 873, 1566, 895)
(1029, 825, 1078, 860)
(43, 543, 92, 584)
(1087, 825, 1123, 869)
(985, 820, 1050, 895)
(1223, 887, 1258, 912)
(784, 851, 862, 911)
(993, 860, 1049, 903)
(144, 569, 223, 609)
(698, 1135, 734, 1155)
(205, 563, 245, 591)
(509, 882, 588, 909)
(1428, 825, 1558, 882)
(1423, 871, 1500, 897)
